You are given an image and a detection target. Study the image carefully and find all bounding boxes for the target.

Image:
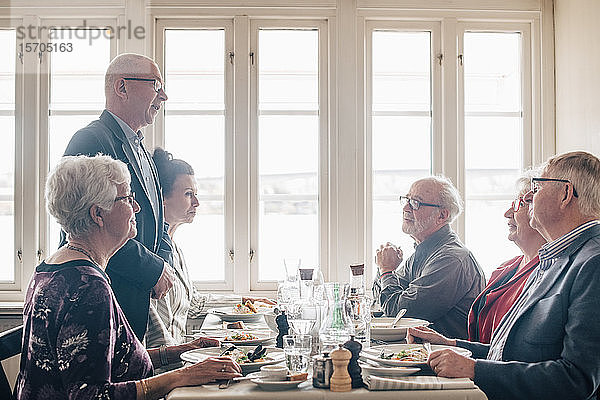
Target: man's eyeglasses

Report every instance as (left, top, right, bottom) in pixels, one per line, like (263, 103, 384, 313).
(399, 195, 442, 211)
(511, 196, 526, 212)
(531, 177, 579, 197)
(115, 192, 136, 206)
(122, 77, 163, 93)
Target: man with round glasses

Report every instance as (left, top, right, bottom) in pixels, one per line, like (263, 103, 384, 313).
(372, 176, 486, 339)
(61, 53, 175, 341)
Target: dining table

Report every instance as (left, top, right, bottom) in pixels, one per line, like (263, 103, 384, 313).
(166, 314, 488, 400)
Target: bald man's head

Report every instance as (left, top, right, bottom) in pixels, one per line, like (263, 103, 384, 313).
(103, 53, 167, 132)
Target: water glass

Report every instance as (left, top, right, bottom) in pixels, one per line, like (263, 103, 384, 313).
(283, 334, 312, 373)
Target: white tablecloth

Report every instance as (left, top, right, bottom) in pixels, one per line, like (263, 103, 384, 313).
(169, 314, 487, 400)
(166, 380, 487, 400)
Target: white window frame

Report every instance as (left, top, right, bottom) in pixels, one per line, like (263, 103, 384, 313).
(155, 19, 235, 291)
(361, 15, 541, 289)
(364, 20, 443, 284)
(0, 19, 25, 296)
(457, 22, 534, 243)
(37, 18, 118, 265)
(249, 19, 330, 291)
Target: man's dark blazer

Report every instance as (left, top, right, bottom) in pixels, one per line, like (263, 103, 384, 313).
(457, 224, 600, 400)
(62, 110, 172, 340)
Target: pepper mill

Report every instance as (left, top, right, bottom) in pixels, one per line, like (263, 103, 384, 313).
(275, 311, 290, 348)
(343, 335, 364, 388)
(329, 344, 352, 392)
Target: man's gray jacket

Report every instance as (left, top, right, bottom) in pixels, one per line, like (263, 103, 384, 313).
(373, 224, 486, 339)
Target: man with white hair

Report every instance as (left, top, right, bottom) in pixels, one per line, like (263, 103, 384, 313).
(62, 53, 174, 340)
(408, 151, 600, 400)
(372, 176, 486, 339)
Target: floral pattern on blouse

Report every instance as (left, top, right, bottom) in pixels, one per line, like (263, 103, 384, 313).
(15, 260, 153, 400)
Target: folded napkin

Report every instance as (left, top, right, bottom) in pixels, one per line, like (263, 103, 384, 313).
(365, 375, 475, 390)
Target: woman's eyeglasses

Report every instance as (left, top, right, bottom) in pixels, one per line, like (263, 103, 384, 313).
(511, 197, 526, 212)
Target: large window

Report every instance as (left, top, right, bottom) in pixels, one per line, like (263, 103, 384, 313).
(162, 27, 231, 288)
(366, 21, 533, 280)
(0, 29, 16, 282)
(461, 27, 531, 275)
(369, 28, 435, 274)
(254, 27, 321, 283)
(45, 26, 112, 253)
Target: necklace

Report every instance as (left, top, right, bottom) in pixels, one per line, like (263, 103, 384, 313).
(66, 244, 99, 265)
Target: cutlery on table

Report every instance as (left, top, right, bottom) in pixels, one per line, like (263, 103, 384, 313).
(391, 308, 407, 327)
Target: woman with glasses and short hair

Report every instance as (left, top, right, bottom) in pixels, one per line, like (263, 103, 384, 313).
(466, 171, 547, 343)
(15, 155, 241, 400)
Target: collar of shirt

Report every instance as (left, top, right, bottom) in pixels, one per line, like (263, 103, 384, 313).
(107, 110, 144, 148)
(414, 223, 451, 252)
(538, 220, 600, 264)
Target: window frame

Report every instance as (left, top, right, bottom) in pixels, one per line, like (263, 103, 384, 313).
(364, 20, 443, 284)
(361, 16, 540, 286)
(457, 22, 534, 273)
(249, 19, 330, 291)
(37, 18, 119, 268)
(155, 18, 235, 291)
(0, 19, 24, 295)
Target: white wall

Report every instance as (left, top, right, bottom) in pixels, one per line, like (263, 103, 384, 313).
(554, 0, 600, 156)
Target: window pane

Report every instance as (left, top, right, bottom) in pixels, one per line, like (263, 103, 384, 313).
(0, 30, 15, 282)
(371, 31, 432, 273)
(47, 29, 111, 252)
(258, 29, 320, 281)
(259, 30, 318, 111)
(165, 30, 226, 282)
(165, 30, 225, 111)
(464, 32, 522, 277)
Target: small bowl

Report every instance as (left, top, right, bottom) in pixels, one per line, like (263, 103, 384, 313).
(260, 365, 288, 381)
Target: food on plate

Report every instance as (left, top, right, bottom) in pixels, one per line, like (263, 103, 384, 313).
(221, 344, 270, 364)
(288, 372, 308, 381)
(225, 332, 258, 341)
(225, 321, 247, 329)
(233, 299, 276, 315)
(379, 347, 428, 362)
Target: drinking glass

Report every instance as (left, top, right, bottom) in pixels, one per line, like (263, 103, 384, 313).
(283, 334, 312, 373)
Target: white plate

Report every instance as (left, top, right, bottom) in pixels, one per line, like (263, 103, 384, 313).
(359, 362, 420, 377)
(200, 331, 276, 345)
(247, 372, 308, 391)
(360, 344, 472, 367)
(180, 346, 285, 373)
(209, 307, 268, 323)
(370, 317, 430, 341)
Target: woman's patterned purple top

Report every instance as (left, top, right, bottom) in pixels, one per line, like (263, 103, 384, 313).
(15, 260, 154, 399)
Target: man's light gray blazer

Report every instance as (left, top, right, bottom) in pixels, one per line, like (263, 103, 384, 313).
(457, 224, 600, 400)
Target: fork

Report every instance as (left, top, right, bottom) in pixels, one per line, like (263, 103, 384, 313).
(423, 342, 432, 358)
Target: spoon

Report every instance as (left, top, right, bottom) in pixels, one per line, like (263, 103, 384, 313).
(391, 308, 407, 328)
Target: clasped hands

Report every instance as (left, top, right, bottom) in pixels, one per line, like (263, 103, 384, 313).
(376, 242, 404, 274)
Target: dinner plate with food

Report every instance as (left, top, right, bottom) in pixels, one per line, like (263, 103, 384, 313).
(204, 331, 276, 345)
(369, 317, 430, 341)
(209, 300, 273, 322)
(180, 344, 285, 373)
(360, 343, 472, 367)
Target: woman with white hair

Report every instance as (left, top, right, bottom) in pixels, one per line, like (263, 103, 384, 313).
(15, 155, 241, 400)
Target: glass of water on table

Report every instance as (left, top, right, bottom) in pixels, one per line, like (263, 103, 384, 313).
(283, 334, 312, 373)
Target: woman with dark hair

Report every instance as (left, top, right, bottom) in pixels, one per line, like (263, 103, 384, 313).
(147, 148, 273, 349)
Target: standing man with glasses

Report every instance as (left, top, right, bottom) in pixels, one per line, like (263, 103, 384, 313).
(407, 151, 600, 400)
(62, 53, 175, 341)
(372, 176, 485, 339)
